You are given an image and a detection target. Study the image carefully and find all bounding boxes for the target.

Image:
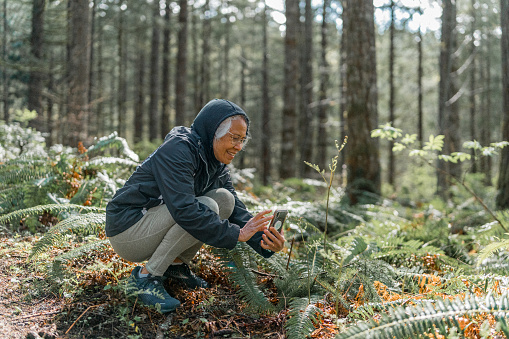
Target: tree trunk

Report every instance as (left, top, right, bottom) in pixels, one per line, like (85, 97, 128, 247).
(339, 22, 347, 178)
(238, 50, 247, 170)
(437, 0, 461, 198)
(343, 0, 380, 204)
(88, 0, 96, 138)
(96, 16, 104, 138)
(117, 2, 127, 138)
(67, 0, 90, 146)
(279, 0, 299, 180)
(161, 0, 171, 138)
(469, 0, 477, 173)
(199, 0, 211, 109)
(221, 0, 230, 99)
(261, 0, 271, 185)
(149, 1, 161, 141)
(175, 0, 188, 126)
(496, 0, 509, 209)
(28, 0, 45, 131)
(299, 0, 314, 177)
(388, 0, 396, 187)
(417, 7, 423, 147)
(192, 7, 200, 115)
(316, 0, 329, 172)
(480, 30, 493, 185)
(134, 26, 146, 144)
(2, 0, 8, 122)
(109, 60, 116, 134)
(47, 51, 54, 146)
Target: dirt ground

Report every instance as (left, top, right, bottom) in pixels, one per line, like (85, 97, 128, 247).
(0, 235, 293, 339)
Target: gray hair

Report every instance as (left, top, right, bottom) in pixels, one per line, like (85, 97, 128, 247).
(214, 115, 248, 140)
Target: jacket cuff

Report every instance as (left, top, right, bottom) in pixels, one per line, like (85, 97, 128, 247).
(225, 224, 241, 249)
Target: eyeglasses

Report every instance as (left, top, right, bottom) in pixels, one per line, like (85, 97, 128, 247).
(227, 131, 249, 147)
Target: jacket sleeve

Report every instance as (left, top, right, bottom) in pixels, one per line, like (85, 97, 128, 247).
(220, 167, 274, 259)
(151, 140, 241, 249)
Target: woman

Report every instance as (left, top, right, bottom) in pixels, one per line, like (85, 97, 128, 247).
(106, 99, 285, 313)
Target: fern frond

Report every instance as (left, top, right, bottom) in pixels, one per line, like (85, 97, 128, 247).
(477, 238, 509, 264)
(87, 156, 139, 168)
(0, 204, 104, 224)
(336, 293, 509, 339)
(0, 167, 51, 185)
(50, 239, 110, 278)
(285, 296, 323, 338)
(228, 249, 275, 313)
(0, 157, 48, 167)
(29, 212, 105, 259)
(344, 237, 368, 265)
(86, 133, 139, 162)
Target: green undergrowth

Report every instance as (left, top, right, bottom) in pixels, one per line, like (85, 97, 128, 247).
(2, 121, 509, 338)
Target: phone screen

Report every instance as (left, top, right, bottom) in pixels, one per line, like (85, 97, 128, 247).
(270, 209, 288, 232)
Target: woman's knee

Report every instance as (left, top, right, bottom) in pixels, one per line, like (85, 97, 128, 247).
(197, 196, 220, 214)
(203, 188, 235, 219)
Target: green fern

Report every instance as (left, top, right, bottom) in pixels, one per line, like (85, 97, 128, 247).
(88, 156, 139, 168)
(216, 244, 275, 314)
(85, 132, 139, 163)
(30, 212, 105, 259)
(0, 166, 51, 186)
(477, 235, 509, 264)
(336, 293, 509, 339)
(285, 296, 324, 338)
(0, 203, 103, 225)
(344, 237, 368, 265)
(50, 239, 110, 278)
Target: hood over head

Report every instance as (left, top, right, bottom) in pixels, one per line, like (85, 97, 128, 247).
(191, 99, 250, 165)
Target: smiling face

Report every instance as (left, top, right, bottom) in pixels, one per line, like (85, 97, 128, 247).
(213, 118, 248, 164)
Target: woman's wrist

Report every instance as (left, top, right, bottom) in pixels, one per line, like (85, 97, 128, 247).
(238, 228, 247, 242)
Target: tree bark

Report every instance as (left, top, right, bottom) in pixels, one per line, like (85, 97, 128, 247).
(67, 0, 90, 146)
(192, 6, 200, 115)
(134, 25, 146, 144)
(388, 0, 396, 187)
(88, 0, 96, 138)
(161, 0, 172, 138)
(175, 0, 188, 126)
(261, 0, 271, 185)
(496, 0, 509, 209)
(417, 7, 423, 147)
(480, 29, 493, 185)
(343, 0, 380, 204)
(221, 0, 230, 99)
(316, 0, 329, 172)
(117, 2, 127, 138)
(279, 0, 299, 179)
(2, 0, 8, 122)
(437, 0, 461, 198)
(46, 51, 54, 146)
(469, 0, 477, 173)
(96, 14, 104, 138)
(28, 0, 45, 131)
(199, 0, 211, 110)
(149, 1, 161, 141)
(298, 0, 314, 177)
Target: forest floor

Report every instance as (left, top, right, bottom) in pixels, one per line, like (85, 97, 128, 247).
(0, 234, 337, 339)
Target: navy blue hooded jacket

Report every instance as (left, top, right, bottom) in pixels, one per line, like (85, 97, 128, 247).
(105, 99, 273, 258)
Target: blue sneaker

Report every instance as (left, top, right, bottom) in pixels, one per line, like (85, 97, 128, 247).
(163, 263, 209, 289)
(127, 266, 180, 313)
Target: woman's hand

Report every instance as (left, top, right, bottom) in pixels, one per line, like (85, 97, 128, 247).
(261, 225, 285, 252)
(238, 210, 273, 242)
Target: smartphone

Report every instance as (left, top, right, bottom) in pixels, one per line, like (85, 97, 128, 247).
(269, 209, 288, 233)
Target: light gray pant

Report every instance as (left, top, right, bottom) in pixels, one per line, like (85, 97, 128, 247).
(108, 188, 235, 276)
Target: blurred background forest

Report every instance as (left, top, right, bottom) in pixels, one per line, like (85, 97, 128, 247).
(1, 0, 509, 205)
